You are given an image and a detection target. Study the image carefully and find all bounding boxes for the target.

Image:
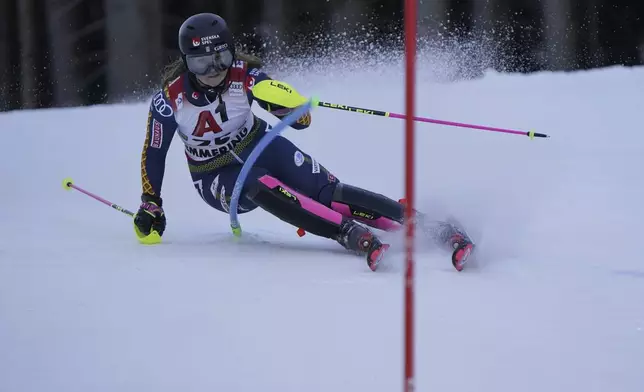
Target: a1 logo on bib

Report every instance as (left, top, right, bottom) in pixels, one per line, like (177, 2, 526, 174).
(192, 111, 223, 137)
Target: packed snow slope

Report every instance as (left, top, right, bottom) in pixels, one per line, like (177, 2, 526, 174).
(1, 62, 643, 392)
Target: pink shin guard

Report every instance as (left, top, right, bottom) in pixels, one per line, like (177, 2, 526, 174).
(258, 175, 343, 226)
(331, 202, 402, 232)
(257, 175, 401, 236)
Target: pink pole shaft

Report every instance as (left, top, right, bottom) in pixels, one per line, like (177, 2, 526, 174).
(68, 182, 136, 217)
(70, 184, 115, 207)
(316, 101, 548, 138)
(388, 112, 527, 136)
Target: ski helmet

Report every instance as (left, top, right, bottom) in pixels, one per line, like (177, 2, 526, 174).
(178, 13, 236, 77)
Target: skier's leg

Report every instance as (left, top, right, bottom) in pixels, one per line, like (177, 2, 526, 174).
(250, 135, 339, 207)
(329, 183, 404, 231)
(190, 158, 388, 270)
(242, 135, 392, 268)
(328, 183, 475, 270)
(245, 174, 389, 270)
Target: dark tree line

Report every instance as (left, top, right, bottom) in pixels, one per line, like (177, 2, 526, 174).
(1, 0, 643, 111)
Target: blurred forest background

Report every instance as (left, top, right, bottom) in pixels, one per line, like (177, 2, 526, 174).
(1, 0, 643, 111)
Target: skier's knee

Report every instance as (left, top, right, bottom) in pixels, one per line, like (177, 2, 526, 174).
(244, 176, 264, 202)
(316, 181, 339, 206)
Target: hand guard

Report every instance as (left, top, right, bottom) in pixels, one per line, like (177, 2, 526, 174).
(252, 80, 312, 129)
(134, 194, 166, 237)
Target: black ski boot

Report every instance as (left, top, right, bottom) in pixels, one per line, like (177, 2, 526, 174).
(335, 219, 390, 271)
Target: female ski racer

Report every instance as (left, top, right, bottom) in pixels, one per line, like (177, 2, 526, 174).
(134, 12, 474, 271)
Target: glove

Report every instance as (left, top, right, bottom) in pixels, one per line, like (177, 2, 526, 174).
(134, 194, 166, 237)
(295, 111, 311, 126)
(265, 102, 292, 116)
(265, 103, 311, 129)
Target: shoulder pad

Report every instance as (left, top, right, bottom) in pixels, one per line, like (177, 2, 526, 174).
(226, 61, 248, 94)
(229, 61, 248, 84)
(151, 89, 175, 118)
(164, 74, 186, 111)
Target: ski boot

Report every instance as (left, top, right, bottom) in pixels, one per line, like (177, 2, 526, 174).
(335, 219, 390, 271)
(449, 231, 474, 272)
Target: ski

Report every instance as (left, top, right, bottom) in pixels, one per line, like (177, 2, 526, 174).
(367, 242, 391, 271)
(446, 218, 476, 271)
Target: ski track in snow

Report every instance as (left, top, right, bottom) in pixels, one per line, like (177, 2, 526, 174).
(1, 64, 644, 392)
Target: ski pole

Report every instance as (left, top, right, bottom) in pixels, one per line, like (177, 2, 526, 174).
(316, 101, 549, 139)
(62, 177, 135, 216)
(62, 177, 161, 244)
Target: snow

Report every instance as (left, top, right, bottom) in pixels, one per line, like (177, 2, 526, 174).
(1, 64, 644, 392)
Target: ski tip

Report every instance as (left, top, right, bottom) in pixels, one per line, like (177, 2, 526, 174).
(368, 243, 390, 272)
(452, 243, 474, 272)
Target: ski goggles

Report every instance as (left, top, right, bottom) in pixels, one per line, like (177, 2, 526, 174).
(185, 48, 234, 76)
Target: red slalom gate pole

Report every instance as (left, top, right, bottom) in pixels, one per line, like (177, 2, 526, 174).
(404, 0, 416, 391)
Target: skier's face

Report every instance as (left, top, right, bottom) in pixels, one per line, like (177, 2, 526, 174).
(195, 70, 227, 87)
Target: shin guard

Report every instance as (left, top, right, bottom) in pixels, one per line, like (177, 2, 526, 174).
(246, 175, 392, 269)
(330, 183, 403, 231)
(246, 175, 344, 239)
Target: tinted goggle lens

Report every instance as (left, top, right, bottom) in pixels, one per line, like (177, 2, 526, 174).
(185, 50, 233, 75)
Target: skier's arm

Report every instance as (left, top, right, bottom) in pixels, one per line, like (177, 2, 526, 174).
(245, 67, 311, 130)
(141, 90, 178, 201)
